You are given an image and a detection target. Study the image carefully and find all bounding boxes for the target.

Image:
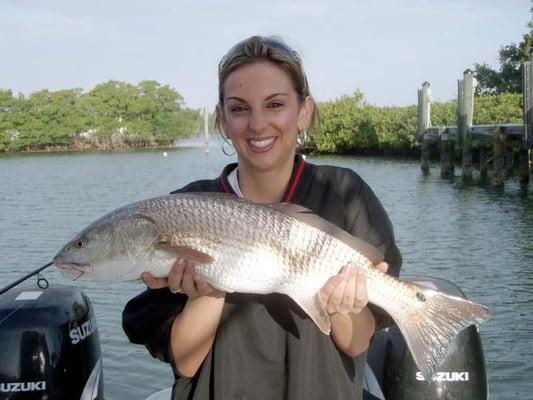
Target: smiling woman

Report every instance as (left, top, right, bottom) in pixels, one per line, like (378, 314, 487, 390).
(215, 36, 319, 203)
(121, 35, 402, 400)
(217, 61, 315, 202)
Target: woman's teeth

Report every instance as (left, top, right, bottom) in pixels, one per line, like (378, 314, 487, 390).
(249, 137, 275, 148)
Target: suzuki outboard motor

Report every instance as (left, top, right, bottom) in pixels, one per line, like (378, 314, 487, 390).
(365, 276, 488, 400)
(0, 285, 103, 399)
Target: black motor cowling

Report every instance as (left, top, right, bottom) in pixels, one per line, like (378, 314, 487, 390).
(365, 276, 488, 400)
(0, 285, 104, 399)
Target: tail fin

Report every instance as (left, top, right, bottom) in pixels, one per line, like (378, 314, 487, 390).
(392, 283, 491, 378)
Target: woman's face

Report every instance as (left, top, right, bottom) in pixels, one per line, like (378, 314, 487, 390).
(219, 61, 312, 174)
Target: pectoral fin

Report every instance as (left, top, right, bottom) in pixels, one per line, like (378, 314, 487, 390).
(155, 238, 214, 265)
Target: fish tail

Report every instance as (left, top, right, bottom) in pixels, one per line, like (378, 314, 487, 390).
(389, 284, 491, 378)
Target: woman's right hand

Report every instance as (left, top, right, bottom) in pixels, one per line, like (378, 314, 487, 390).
(142, 259, 223, 300)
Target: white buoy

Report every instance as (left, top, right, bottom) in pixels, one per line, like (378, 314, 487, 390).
(163, 152, 168, 157)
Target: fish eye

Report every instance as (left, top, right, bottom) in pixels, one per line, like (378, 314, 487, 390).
(75, 239, 86, 249)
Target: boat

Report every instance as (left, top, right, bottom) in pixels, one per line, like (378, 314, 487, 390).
(0, 277, 487, 399)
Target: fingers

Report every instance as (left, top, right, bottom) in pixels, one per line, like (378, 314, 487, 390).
(180, 260, 195, 294)
(327, 266, 348, 314)
(352, 266, 367, 313)
(168, 259, 186, 292)
(374, 261, 389, 273)
(340, 265, 356, 314)
(319, 263, 369, 316)
(142, 272, 169, 289)
(193, 271, 213, 296)
(319, 273, 343, 309)
(166, 258, 216, 299)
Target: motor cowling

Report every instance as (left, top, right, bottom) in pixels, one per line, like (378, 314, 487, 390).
(0, 285, 104, 399)
(381, 277, 488, 400)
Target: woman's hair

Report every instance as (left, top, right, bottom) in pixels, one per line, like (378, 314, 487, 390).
(216, 35, 319, 131)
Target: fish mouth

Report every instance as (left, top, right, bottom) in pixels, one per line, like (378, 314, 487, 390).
(54, 261, 92, 280)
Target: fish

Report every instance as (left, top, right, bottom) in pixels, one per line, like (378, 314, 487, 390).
(53, 192, 490, 377)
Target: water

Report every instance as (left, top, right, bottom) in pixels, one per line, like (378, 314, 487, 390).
(0, 147, 532, 399)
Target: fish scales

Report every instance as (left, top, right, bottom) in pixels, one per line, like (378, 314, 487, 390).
(54, 192, 491, 378)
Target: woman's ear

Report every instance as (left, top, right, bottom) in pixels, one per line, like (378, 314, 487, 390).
(298, 96, 315, 131)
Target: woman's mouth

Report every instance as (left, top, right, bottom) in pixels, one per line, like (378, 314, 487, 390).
(247, 137, 276, 153)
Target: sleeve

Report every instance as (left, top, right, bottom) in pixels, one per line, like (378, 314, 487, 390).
(342, 172, 402, 329)
(122, 288, 187, 363)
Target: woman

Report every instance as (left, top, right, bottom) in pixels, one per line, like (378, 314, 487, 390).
(122, 35, 402, 400)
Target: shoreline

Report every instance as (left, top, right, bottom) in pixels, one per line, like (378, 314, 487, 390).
(0, 143, 187, 155)
(1, 146, 422, 160)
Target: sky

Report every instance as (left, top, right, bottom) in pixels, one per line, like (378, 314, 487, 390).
(0, 0, 530, 111)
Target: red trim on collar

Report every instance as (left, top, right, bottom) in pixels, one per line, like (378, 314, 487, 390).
(220, 175, 232, 194)
(283, 158, 305, 203)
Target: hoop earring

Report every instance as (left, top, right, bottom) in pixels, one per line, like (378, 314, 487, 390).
(297, 129, 308, 146)
(222, 137, 235, 156)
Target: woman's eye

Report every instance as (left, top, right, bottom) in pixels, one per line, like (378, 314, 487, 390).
(230, 105, 247, 113)
(268, 102, 283, 109)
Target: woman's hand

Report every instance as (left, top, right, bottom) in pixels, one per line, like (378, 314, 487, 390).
(319, 260, 389, 357)
(142, 259, 223, 299)
(319, 261, 388, 316)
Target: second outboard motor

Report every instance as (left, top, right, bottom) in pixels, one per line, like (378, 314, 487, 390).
(382, 277, 488, 400)
(0, 285, 103, 399)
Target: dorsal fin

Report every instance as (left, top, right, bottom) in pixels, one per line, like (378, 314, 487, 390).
(269, 203, 384, 265)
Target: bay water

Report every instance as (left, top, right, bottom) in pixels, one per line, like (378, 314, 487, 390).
(0, 146, 531, 398)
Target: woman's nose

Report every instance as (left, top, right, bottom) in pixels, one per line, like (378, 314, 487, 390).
(248, 109, 268, 132)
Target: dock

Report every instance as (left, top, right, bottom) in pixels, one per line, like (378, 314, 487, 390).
(417, 58, 532, 186)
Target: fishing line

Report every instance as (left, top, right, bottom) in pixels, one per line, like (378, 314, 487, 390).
(0, 261, 53, 296)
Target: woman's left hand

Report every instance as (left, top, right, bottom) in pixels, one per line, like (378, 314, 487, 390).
(319, 261, 389, 316)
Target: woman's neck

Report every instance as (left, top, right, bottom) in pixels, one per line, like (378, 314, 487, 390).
(237, 157, 295, 204)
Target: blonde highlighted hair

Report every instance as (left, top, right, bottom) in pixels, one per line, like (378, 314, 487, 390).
(216, 35, 319, 132)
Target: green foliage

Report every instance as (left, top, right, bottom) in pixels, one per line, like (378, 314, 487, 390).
(473, 93, 522, 124)
(312, 91, 377, 153)
(0, 90, 16, 151)
(431, 101, 457, 126)
(474, 30, 532, 94)
(310, 91, 522, 155)
(0, 81, 201, 152)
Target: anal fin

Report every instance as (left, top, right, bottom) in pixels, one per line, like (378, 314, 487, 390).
(290, 290, 331, 335)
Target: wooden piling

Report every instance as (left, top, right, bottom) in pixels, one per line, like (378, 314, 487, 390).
(416, 54, 531, 187)
(418, 82, 432, 174)
(479, 145, 487, 178)
(421, 139, 431, 174)
(519, 149, 530, 184)
(461, 70, 475, 179)
(440, 130, 455, 178)
(521, 57, 533, 184)
(505, 146, 514, 177)
(457, 79, 464, 148)
(493, 128, 505, 187)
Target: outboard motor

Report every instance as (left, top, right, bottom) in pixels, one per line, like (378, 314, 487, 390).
(0, 285, 103, 399)
(365, 276, 488, 400)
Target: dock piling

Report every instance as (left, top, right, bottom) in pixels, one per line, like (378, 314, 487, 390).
(417, 54, 532, 188)
(418, 82, 432, 174)
(505, 146, 515, 177)
(479, 145, 488, 178)
(493, 128, 505, 187)
(460, 70, 476, 180)
(521, 58, 533, 184)
(519, 149, 530, 184)
(440, 129, 455, 178)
